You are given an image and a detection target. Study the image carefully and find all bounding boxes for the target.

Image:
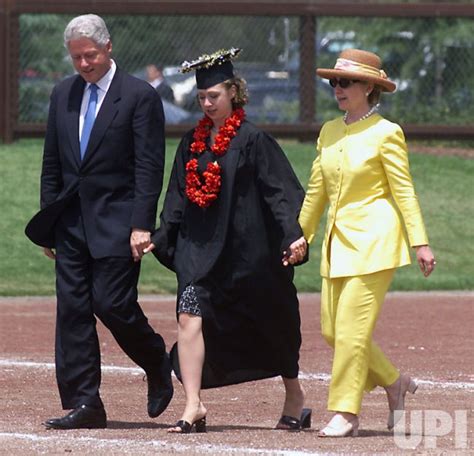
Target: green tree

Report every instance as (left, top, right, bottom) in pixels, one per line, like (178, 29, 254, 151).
(316, 16, 474, 124)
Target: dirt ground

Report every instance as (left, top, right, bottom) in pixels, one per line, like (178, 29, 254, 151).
(0, 292, 472, 455)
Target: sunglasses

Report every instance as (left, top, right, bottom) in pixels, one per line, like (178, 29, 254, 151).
(329, 78, 360, 88)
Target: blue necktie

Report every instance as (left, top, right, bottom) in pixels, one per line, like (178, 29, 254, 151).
(80, 84, 98, 160)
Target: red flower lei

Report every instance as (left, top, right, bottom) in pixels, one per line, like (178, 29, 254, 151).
(185, 108, 245, 208)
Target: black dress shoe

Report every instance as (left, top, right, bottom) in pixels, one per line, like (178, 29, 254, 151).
(168, 416, 207, 434)
(275, 408, 312, 431)
(44, 405, 107, 429)
(147, 352, 174, 418)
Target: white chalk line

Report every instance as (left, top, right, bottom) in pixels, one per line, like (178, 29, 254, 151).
(1, 359, 473, 391)
(0, 432, 329, 456)
(1, 357, 472, 455)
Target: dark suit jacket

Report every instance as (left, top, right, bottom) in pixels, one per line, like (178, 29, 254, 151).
(25, 68, 165, 258)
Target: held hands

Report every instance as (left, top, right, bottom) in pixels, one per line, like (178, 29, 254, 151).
(282, 236, 307, 266)
(43, 247, 56, 260)
(143, 242, 155, 254)
(415, 245, 436, 277)
(130, 228, 152, 262)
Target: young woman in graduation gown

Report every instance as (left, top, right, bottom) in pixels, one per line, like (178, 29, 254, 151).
(145, 49, 311, 433)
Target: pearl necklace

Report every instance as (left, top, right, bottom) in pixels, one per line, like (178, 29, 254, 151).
(343, 103, 380, 124)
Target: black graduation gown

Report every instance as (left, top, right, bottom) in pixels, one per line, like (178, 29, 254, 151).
(151, 120, 305, 388)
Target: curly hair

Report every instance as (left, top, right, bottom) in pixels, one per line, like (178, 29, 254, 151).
(223, 77, 249, 108)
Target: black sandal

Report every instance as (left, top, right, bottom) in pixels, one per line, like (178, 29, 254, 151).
(275, 408, 312, 430)
(169, 416, 207, 434)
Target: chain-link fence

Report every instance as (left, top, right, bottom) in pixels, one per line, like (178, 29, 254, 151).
(16, 13, 474, 127)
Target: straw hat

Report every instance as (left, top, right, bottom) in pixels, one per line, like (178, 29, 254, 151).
(316, 48, 396, 92)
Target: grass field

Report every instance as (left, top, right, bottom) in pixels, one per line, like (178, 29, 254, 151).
(0, 138, 472, 295)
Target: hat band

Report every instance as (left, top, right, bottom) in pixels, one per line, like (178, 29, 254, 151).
(334, 58, 383, 78)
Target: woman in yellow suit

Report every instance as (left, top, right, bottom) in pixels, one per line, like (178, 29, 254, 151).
(292, 49, 436, 437)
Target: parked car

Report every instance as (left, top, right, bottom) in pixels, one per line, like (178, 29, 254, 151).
(163, 62, 301, 124)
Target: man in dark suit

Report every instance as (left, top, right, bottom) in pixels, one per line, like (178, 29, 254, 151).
(25, 14, 173, 429)
(146, 64, 175, 104)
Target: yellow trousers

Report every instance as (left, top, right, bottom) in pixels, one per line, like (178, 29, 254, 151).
(321, 269, 399, 415)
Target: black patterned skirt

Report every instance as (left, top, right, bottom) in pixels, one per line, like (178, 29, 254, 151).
(177, 284, 202, 316)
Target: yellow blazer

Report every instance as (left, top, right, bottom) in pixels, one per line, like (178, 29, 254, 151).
(299, 114, 429, 278)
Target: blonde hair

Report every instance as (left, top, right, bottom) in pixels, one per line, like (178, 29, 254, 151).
(223, 77, 249, 108)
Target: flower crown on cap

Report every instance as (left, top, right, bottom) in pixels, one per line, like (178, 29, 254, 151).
(180, 47, 242, 73)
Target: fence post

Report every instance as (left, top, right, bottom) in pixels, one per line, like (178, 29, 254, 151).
(299, 14, 315, 129)
(0, 0, 16, 143)
(0, 0, 10, 142)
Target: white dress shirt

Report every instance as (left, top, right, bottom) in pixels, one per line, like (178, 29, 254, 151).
(79, 60, 117, 140)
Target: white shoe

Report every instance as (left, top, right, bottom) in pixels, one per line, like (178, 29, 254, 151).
(318, 413, 359, 437)
(386, 374, 418, 430)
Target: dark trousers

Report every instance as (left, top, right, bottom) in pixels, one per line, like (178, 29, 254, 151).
(54, 200, 165, 409)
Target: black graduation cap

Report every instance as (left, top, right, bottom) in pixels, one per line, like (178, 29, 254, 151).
(180, 48, 242, 89)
